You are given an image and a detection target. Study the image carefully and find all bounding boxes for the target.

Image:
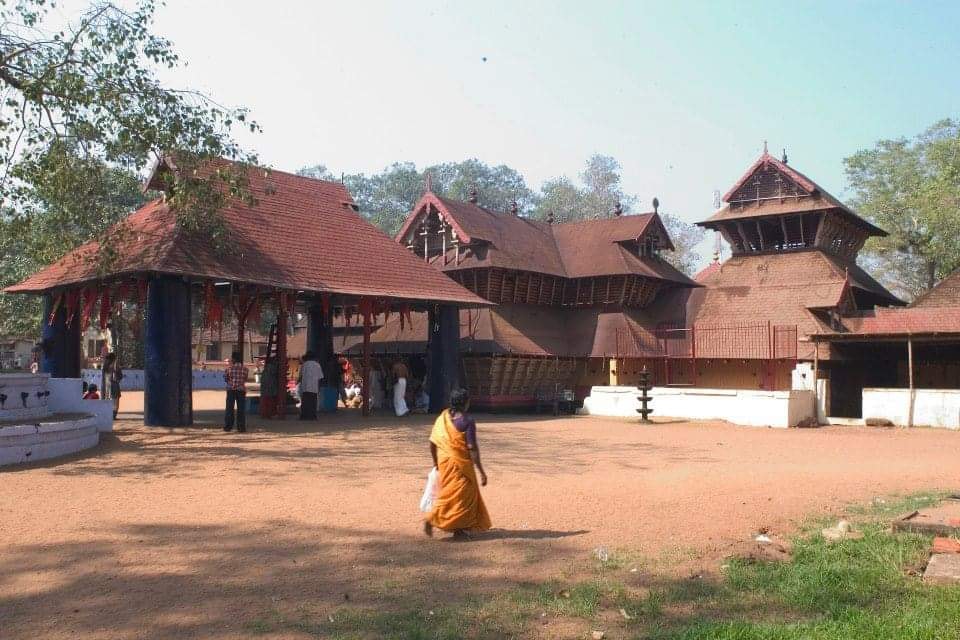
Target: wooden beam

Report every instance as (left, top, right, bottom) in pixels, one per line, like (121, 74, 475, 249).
(780, 216, 790, 248)
(735, 221, 752, 251)
(755, 220, 765, 250)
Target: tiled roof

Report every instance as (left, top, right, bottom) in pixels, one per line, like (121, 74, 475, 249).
(701, 152, 886, 236)
(647, 250, 902, 358)
(834, 307, 960, 336)
(6, 160, 488, 306)
(911, 269, 960, 309)
(398, 193, 698, 287)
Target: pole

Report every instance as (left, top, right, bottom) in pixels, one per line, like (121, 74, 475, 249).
(907, 337, 915, 429)
(812, 340, 820, 423)
(361, 309, 372, 417)
(275, 298, 288, 420)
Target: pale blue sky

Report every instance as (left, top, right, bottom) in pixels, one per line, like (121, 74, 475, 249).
(137, 1, 959, 234)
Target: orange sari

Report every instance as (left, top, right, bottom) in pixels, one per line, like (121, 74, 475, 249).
(426, 410, 492, 532)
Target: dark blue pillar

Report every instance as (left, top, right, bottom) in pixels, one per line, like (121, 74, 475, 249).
(41, 293, 81, 378)
(144, 276, 193, 426)
(428, 304, 461, 413)
(306, 300, 334, 364)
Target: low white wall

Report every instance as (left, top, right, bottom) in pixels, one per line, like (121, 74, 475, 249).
(0, 416, 99, 466)
(581, 385, 816, 428)
(0, 373, 50, 421)
(82, 368, 226, 391)
(48, 378, 113, 432)
(863, 388, 960, 430)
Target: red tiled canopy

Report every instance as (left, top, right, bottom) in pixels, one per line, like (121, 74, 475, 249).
(5, 160, 488, 306)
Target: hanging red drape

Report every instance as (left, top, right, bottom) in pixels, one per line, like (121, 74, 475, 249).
(64, 290, 80, 328)
(136, 279, 148, 308)
(98, 288, 112, 330)
(47, 292, 63, 326)
(321, 293, 330, 318)
(79, 286, 99, 331)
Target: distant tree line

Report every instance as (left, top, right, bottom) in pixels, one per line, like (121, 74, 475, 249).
(298, 154, 707, 275)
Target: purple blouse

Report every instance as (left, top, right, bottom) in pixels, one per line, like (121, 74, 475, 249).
(451, 413, 478, 448)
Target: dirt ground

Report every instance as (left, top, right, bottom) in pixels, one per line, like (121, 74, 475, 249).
(1, 391, 957, 639)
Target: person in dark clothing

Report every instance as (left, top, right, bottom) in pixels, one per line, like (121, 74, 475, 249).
(223, 350, 248, 433)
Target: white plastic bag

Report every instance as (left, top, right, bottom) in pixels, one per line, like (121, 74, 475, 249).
(419, 467, 439, 512)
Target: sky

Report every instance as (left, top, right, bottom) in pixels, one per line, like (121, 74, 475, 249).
(56, 1, 960, 256)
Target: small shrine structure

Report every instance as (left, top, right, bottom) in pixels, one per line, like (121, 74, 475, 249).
(3, 158, 486, 425)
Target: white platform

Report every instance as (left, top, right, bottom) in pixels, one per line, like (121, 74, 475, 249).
(863, 388, 960, 429)
(0, 415, 100, 466)
(48, 378, 113, 432)
(580, 385, 816, 428)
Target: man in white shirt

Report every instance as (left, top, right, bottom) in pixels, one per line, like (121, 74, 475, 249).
(298, 351, 324, 420)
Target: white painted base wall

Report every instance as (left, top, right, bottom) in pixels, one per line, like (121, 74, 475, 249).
(581, 385, 816, 428)
(47, 378, 113, 432)
(82, 368, 226, 391)
(862, 388, 960, 430)
(0, 415, 99, 466)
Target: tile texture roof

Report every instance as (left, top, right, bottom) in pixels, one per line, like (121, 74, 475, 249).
(397, 192, 697, 287)
(836, 307, 960, 336)
(648, 250, 902, 358)
(910, 269, 960, 309)
(6, 160, 488, 306)
(700, 152, 885, 236)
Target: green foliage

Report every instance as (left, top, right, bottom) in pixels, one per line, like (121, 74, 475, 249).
(844, 119, 960, 300)
(0, 144, 146, 336)
(298, 154, 705, 274)
(0, 0, 258, 335)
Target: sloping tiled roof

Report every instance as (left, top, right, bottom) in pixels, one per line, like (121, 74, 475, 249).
(646, 250, 902, 358)
(911, 269, 960, 309)
(830, 307, 960, 337)
(397, 193, 697, 287)
(6, 160, 488, 306)
(701, 152, 886, 236)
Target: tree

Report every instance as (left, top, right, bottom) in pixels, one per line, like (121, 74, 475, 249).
(297, 159, 536, 236)
(0, 0, 258, 241)
(533, 154, 637, 221)
(845, 119, 960, 300)
(661, 212, 705, 275)
(0, 144, 147, 336)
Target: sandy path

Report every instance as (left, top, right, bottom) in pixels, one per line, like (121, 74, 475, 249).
(1, 392, 957, 639)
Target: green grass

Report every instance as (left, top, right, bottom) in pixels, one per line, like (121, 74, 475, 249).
(245, 491, 960, 639)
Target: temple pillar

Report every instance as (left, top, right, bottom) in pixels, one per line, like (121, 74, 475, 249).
(40, 293, 81, 378)
(144, 276, 193, 426)
(306, 300, 334, 365)
(428, 304, 460, 413)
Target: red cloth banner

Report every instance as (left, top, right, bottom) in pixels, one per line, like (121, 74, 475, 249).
(99, 288, 112, 330)
(64, 290, 80, 328)
(47, 292, 63, 326)
(80, 286, 99, 330)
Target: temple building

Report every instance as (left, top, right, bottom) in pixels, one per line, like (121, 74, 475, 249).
(650, 149, 904, 392)
(362, 190, 700, 408)
(365, 150, 905, 416)
(810, 267, 960, 425)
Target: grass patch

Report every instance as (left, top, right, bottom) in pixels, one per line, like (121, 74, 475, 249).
(245, 491, 960, 639)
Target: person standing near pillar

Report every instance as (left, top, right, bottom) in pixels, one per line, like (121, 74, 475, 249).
(298, 351, 323, 420)
(392, 358, 410, 417)
(223, 350, 248, 433)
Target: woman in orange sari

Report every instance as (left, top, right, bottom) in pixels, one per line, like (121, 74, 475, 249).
(424, 388, 491, 538)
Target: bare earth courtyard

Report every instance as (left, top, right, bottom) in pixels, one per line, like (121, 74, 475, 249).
(1, 391, 957, 639)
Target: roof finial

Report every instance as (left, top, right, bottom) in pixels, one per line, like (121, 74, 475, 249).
(510, 199, 518, 215)
(652, 197, 659, 214)
(546, 210, 554, 225)
(468, 186, 478, 204)
(781, 148, 788, 164)
(763, 140, 768, 155)
(425, 172, 433, 192)
(613, 201, 623, 217)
